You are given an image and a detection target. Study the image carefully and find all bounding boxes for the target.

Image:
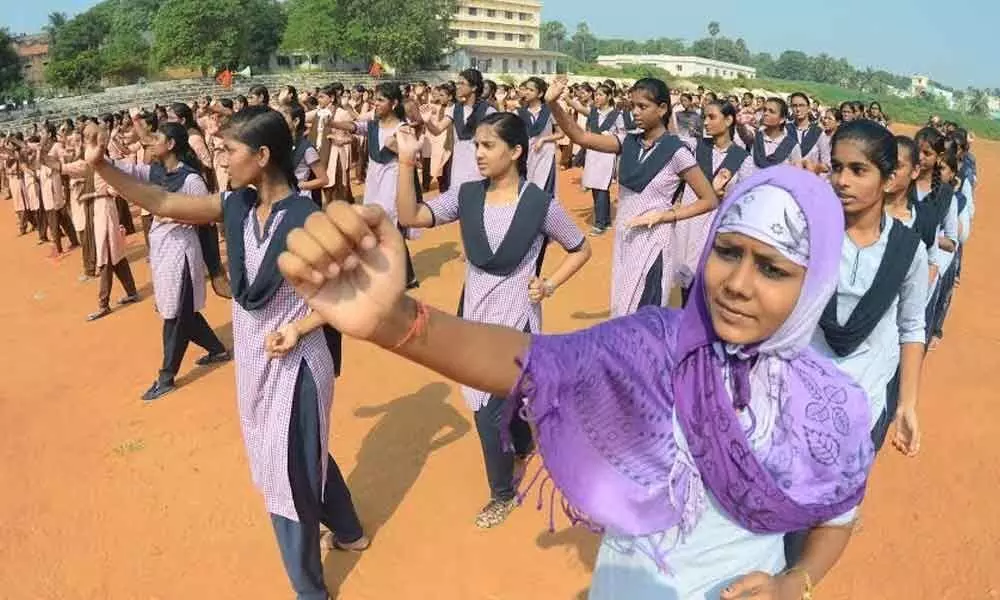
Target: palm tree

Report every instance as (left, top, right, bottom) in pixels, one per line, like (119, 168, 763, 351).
(708, 21, 720, 59)
(968, 88, 990, 116)
(44, 12, 67, 41)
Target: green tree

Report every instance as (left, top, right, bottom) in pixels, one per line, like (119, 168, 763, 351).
(241, 0, 287, 68)
(44, 12, 68, 41)
(282, 0, 352, 57)
(570, 22, 598, 63)
(540, 21, 567, 53)
(707, 21, 720, 59)
(967, 88, 990, 116)
(45, 6, 112, 89)
(0, 29, 25, 98)
(344, 0, 456, 70)
(773, 50, 811, 80)
(152, 0, 244, 75)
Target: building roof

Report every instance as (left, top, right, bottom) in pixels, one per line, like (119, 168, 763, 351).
(455, 45, 562, 58)
(16, 43, 49, 58)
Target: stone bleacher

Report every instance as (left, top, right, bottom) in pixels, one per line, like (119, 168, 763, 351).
(1, 71, 450, 131)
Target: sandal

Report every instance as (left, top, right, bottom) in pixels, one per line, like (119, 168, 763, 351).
(474, 498, 518, 529)
(322, 531, 371, 553)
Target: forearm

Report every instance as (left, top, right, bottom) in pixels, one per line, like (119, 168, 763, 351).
(788, 524, 854, 588)
(898, 342, 925, 410)
(292, 311, 327, 337)
(544, 244, 591, 290)
(372, 295, 530, 396)
(92, 160, 221, 223)
(396, 162, 433, 228)
(673, 195, 719, 222)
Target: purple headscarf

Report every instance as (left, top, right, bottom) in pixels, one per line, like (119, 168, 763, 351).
(512, 165, 874, 546)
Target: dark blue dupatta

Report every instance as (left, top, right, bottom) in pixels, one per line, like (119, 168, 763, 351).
(619, 133, 685, 194)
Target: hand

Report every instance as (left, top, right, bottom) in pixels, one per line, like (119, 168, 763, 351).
(278, 202, 408, 342)
(395, 125, 421, 164)
(82, 122, 107, 167)
(721, 571, 805, 599)
(533, 139, 546, 153)
(265, 323, 301, 358)
(527, 277, 551, 304)
(627, 210, 670, 230)
(891, 405, 921, 457)
(712, 168, 734, 197)
(545, 76, 569, 104)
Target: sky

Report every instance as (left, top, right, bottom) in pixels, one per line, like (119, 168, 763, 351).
(3, 0, 996, 89)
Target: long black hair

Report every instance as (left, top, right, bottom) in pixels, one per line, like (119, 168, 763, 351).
(159, 122, 205, 173)
(630, 78, 672, 126)
(374, 82, 406, 120)
(223, 105, 297, 190)
(458, 68, 484, 100)
(832, 120, 898, 180)
(705, 99, 737, 141)
(915, 126, 946, 195)
(477, 112, 528, 178)
(169, 102, 203, 136)
(279, 102, 307, 140)
(895, 135, 920, 206)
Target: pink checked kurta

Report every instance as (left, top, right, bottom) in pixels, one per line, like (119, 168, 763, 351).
(40, 143, 66, 211)
(672, 143, 756, 288)
(610, 135, 698, 317)
(450, 104, 497, 189)
(354, 120, 401, 222)
(427, 105, 453, 177)
(225, 195, 335, 521)
(582, 110, 626, 191)
(63, 161, 129, 269)
(426, 186, 585, 411)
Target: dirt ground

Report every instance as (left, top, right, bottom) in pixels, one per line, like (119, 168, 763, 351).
(1, 131, 998, 600)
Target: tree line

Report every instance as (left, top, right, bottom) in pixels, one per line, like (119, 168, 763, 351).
(540, 20, 997, 116)
(30, 0, 456, 92)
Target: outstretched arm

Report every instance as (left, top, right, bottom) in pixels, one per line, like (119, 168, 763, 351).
(546, 77, 620, 155)
(82, 123, 222, 224)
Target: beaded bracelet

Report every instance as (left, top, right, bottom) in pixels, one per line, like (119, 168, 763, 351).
(783, 567, 814, 600)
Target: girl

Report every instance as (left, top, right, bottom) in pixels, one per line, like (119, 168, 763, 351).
(578, 83, 625, 235)
(36, 124, 77, 255)
(168, 102, 231, 300)
(394, 112, 592, 528)
(816, 108, 840, 175)
(927, 148, 964, 346)
(751, 98, 802, 169)
(81, 106, 368, 599)
(517, 77, 561, 196)
(279, 164, 875, 600)
(247, 85, 270, 107)
(840, 101, 856, 123)
(673, 100, 754, 303)
(328, 82, 419, 289)
(415, 69, 495, 190)
(888, 135, 941, 293)
(4, 148, 28, 235)
(278, 102, 328, 206)
(788, 92, 822, 167)
(868, 102, 887, 126)
(547, 76, 718, 317)
(100, 122, 229, 387)
(321, 83, 356, 206)
(913, 127, 958, 349)
(815, 120, 926, 455)
(428, 82, 456, 192)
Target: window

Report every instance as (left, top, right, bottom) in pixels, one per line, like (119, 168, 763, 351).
(505, 11, 514, 19)
(502, 58, 509, 73)
(532, 59, 538, 74)
(519, 12, 529, 20)
(486, 9, 495, 17)
(468, 30, 478, 39)
(518, 34, 526, 42)
(517, 59, 524, 69)
(311, 55, 320, 65)
(676, 65, 682, 72)
(468, 6, 477, 15)
(470, 57, 478, 68)
(504, 33, 514, 41)
(486, 31, 496, 40)
(277, 55, 291, 67)
(545, 60, 552, 73)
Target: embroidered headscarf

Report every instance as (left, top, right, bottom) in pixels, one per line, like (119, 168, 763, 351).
(512, 166, 873, 555)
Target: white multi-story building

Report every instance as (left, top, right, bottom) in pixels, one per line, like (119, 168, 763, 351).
(446, 0, 561, 75)
(596, 54, 756, 80)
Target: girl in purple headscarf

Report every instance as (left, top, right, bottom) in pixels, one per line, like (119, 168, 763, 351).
(277, 165, 875, 599)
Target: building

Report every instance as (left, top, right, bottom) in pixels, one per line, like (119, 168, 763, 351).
(445, 0, 561, 75)
(596, 54, 756, 80)
(13, 34, 50, 86)
(910, 74, 956, 109)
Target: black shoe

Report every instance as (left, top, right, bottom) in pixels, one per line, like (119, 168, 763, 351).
(117, 294, 140, 305)
(86, 307, 112, 322)
(406, 279, 420, 290)
(142, 380, 176, 402)
(196, 350, 231, 366)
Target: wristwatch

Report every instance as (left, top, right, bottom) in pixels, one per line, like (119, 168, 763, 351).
(542, 279, 556, 297)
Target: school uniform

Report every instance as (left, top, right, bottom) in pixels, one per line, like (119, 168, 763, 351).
(518, 105, 557, 195)
(673, 139, 754, 293)
(114, 162, 226, 390)
(816, 131, 834, 175)
(221, 188, 362, 600)
(354, 119, 418, 287)
(582, 108, 626, 231)
(449, 101, 497, 189)
(6, 162, 28, 234)
(916, 184, 959, 341)
(789, 122, 823, 165)
(22, 167, 44, 243)
(813, 215, 929, 449)
(425, 180, 585, 502)
(325, 107, 354, 189)
(610, 132, 698, 317)
(751, 128, 802, 169)
(40, 143, 78, 252)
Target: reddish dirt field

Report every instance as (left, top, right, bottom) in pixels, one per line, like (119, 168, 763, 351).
(1, 129, 998, 599)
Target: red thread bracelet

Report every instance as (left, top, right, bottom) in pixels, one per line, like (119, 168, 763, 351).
(391, 301, 430, 350)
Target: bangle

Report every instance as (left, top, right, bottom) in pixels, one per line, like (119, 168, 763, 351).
(390, 300, 430, 350)
(542, 279, 556, 297)
(783, 566, 813, 600)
